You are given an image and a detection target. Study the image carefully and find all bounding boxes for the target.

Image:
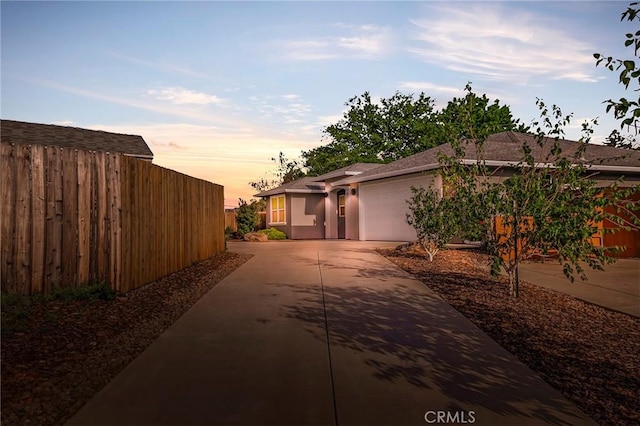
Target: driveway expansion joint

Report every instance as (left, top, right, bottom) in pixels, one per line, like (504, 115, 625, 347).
(318, 251, 339, 426)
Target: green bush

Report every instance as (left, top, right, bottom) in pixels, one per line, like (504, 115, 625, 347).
(236, 199, 259, 237)
(1, 282, 116, 334)
(49, 282, 117, 301)
(258, 227, 287, 240)
(224, 226, 236, 240)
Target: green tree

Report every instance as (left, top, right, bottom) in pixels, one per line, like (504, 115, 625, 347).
(406, 186, 457, 262)
(439, 83, 529, 141)
(303, 85, 524, 176)
(439, 100, 640, 297)
(594, 1, 640, 148)
(249, 152, 305, 192)
(303, 91, 440, 175)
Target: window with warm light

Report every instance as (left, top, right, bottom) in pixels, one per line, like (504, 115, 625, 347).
(338, 194, 345, 217)
(270, 195, 286, 224)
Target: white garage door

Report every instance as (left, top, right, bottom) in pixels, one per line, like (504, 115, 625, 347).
(359, 173, 436, 241)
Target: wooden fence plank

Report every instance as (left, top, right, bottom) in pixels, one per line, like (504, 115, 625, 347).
(95, 152, 108, 281)
(1, 143, 17, 292)
(76, 149, 91, 284)
(61, 148, 78, 288)
(89, 151, 98, 283)
(44, 147, 63, 292)
(30, 145, 46, 293)
(14, 144, 32, 294)
(110, 154, 122, 292)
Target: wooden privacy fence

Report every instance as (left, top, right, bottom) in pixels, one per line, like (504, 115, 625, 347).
(224, 211, 237, 232)
(1, 143, 225, 295)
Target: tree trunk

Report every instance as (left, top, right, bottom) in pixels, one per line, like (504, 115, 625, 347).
(507, 271, 517, 297)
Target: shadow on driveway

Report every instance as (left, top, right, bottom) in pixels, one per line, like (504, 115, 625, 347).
(276, 278, 592, 425)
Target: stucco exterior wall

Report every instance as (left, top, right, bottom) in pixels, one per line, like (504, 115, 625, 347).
(289, 194, 325, 239)
(346, 184, 360, 240)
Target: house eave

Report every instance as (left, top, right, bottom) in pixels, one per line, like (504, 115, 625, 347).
(255, 188, 326, 197)
(459, 159, 640, 174)
(283, 189, 326, 194)
(335, 163, 442, 184)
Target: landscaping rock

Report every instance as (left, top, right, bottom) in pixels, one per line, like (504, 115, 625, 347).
(243, 232, 268, 242)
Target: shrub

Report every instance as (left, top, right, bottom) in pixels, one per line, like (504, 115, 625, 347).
(224, 226, 236, 240)
(258, 227, 287, 240)
(236, 199, 259, 237)
(50, 282, 117, 301)
(1, 282, 116, 334)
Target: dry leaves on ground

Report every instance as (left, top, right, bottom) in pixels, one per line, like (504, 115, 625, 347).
(1, 251, 252, 426)
(380, 247, 640, 426)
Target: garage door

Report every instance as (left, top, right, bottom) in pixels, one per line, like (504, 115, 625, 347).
(359, 173, 435, 241)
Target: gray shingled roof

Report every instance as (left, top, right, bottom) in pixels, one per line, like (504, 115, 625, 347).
(254, 163, 381, 197)
(336, 131, 640, 184)
(255, 177, 326, 197)
(1, 119, 154, 158)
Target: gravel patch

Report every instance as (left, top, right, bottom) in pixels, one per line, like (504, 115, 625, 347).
(1, 251, 251, 426)
(380, 247, 640, 426)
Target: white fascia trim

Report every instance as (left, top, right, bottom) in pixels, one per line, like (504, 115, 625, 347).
(586, 164, 640, 173)
(310, 170, 364, 182)
(337, 163, 442, 184)
(459, 159, 640, 173)
(283, 189, 326, 194)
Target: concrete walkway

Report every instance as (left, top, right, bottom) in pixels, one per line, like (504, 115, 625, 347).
(519, 259, 640, 317)
(68, 241, 594, 425)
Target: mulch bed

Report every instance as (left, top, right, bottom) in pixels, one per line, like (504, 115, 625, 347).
(1, 251, 252, 426)
(379, 246, 640, 426)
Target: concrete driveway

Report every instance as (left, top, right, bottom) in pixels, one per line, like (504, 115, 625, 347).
(519, 259, 640, 317)
(68, 240, 594, 425)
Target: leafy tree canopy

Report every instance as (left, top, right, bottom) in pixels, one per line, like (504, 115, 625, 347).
(594, 1, 640, 149)
(249, 152, 305, 193)
(302, 84, 526, 176)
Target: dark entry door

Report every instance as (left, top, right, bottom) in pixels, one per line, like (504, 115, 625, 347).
(337, 189, 346, 239)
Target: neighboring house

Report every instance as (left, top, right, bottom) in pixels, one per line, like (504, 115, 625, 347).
(1, 119, 154, 160)
(256, 132, 640, 253)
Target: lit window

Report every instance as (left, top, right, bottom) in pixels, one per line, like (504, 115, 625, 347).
(270, 195, 286, 224)
(338, 194, 345, 217)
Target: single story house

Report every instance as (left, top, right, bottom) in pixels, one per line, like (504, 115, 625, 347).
(256, 131, 640, 254)
(1, 119, 154, 160)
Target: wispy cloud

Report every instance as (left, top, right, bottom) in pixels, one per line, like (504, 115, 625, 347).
(408, 4, 602, 84)
(282, 24, 392, 61)
(147, 87, 225, 106)
(23, 77, 248, 128)
(109, 52, 210, 79)
(397, 81, 516, 106)
(250, 94, 312, 123)
(397, 81, 463, 96)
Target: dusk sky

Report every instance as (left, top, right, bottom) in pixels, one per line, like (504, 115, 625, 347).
(1, 1, 634, 207)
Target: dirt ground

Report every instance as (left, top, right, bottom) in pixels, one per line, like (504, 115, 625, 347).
(1, 251, 252, 426)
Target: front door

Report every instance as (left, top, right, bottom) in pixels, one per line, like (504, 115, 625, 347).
(337, 189, 346, 239)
